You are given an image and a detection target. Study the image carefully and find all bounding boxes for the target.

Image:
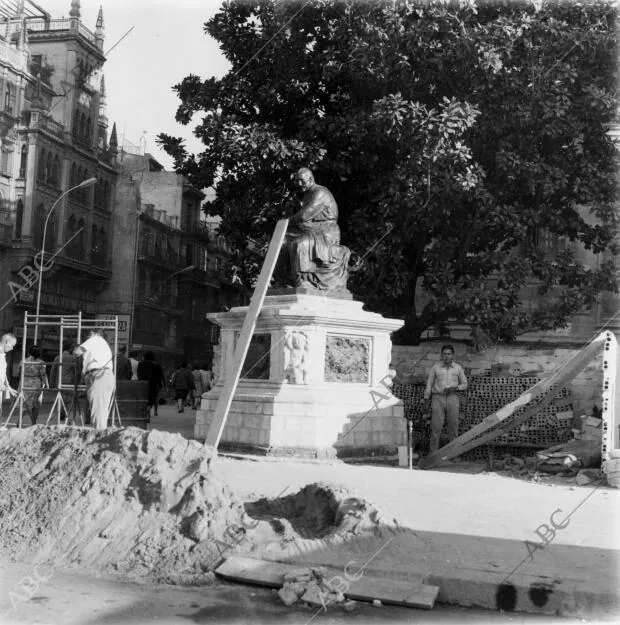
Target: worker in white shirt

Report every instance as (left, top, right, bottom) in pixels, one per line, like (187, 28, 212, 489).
(422, 345, 468, 453)
(74, 329, 115, 430)
(0, 334, 18, 421)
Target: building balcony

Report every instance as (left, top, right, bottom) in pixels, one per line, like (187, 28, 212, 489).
(27, 18, 97, 47)
(135, 293, 183, 313)
(21, 111, 65, 139)
(137, 242, 184, 269)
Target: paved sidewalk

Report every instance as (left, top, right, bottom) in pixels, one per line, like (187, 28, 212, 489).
(147, 402, 197, 440)
(147, 409, 620, 619)
(213, 457, 620, 620)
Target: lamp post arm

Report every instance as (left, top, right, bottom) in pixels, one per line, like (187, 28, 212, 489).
(33, 177, 98, 344)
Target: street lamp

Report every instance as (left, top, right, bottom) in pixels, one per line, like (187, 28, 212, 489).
(169, 265, 196, 280)
(145, 266, 196, 305)
(33, 177, 98, 344)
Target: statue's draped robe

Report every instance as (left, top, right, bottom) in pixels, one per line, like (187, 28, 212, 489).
(281, 186, 350, 291)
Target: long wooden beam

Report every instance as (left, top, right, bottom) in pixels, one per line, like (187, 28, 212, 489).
(420, 331, 610, 469)
(205, 219, 288, 450)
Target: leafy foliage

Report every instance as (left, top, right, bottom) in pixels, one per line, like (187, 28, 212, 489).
(158, 0, 619, 343)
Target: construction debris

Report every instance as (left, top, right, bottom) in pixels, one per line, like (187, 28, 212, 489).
(216, 556, 439, 609)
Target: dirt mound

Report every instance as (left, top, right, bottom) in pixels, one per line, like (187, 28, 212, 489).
(0, 426, 245, 584)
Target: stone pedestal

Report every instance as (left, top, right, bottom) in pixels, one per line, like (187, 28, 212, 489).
(195, 292, 406, 457)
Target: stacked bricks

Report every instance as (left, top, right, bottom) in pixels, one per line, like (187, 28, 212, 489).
(392, 342, 603, 418)
(392, 374, 574, 455)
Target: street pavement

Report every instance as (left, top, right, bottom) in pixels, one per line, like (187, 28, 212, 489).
(147, 406, 620, 621)
(147, 400, 197, 440)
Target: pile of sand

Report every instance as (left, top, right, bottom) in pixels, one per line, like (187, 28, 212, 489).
(0, 426, 388, 586)
(0, 426, 244, 584)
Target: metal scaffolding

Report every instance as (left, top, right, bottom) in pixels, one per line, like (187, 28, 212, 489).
(2, 312, 122, 429)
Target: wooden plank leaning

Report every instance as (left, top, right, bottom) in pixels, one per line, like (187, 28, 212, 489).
(205, 219, 289, 451)
(420, 331, 611, 469)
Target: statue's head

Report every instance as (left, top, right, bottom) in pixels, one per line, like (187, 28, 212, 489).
(294, 168, 314, 193)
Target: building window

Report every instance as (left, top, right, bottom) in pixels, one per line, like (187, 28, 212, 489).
(37, 149, 46, 180)
(45, 215, 57, 250)
(51, 155, 60, 187)
(4, 83, 15, 115)
(100, 226, 107, 260)
(0, 146, 12, 175)
(94, 179, 102, 208)
(45, 152, 53, 184)
(15, 199, 23, 239)
(33, 204, 45, 248)
(19, 145, 27, 178)
(77, 218, 85, 260)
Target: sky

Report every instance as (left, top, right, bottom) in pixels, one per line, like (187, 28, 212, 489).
(41, 0, 231, 170)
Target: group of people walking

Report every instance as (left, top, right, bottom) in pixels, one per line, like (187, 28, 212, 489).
(168, 362, 213, 413)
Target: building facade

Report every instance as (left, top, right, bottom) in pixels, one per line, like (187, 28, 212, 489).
(103, 149, 246, 374)
(0, 1, 118, 375)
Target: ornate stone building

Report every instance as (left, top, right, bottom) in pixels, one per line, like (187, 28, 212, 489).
(0, 1, 118, 371)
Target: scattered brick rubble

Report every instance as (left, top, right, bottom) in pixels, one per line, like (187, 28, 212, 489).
(276, 566, 357, 611)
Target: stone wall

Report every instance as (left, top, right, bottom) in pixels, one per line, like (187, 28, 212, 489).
(391, 340, 604, 417)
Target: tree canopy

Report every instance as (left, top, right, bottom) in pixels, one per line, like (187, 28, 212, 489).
(158, 0, 619, 344)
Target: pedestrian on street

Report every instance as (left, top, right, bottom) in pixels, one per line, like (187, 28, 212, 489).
(192, 362, 203, 410)
(19, 345, 48, 426)
(422, 345, 468, 454)
(115, 345, 133, 381)
(129, 350, 140, 381)
(50, 341, 80, 423)
(0, 333, 18, 421)
(137, 351, 165, 417)
(74, 329, 115, 430)
(172, 361, 194, 413)
(198, 363, 213, 408)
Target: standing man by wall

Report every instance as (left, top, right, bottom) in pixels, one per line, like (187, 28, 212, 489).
(74, 329, 115, 430)
(422, 345, 468, 454)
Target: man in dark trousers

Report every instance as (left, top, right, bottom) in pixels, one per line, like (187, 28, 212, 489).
(171, 361, 194, 413)
(116, 345, 133, 381)
(422, 345, 468, 454)
(137, 351, 165, 418)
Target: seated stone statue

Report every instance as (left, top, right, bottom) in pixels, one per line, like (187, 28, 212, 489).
(276, 168, 350, 291)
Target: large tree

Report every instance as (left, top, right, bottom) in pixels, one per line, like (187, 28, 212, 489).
(158, 0, 619, 344)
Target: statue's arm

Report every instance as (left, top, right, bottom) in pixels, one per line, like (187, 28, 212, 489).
(292, 188, 329, 224)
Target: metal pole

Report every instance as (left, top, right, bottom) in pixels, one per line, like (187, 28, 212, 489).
(33, 178, 97, 344)
(19, 312, 28, 428)
(58, 319, 64, 422)
(408, 419, 413, 470)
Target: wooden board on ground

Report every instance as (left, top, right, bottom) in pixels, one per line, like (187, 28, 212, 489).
(215, 556, 438, 610)
(205, 219, 289, 450)
(344, 575, 439, 609)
